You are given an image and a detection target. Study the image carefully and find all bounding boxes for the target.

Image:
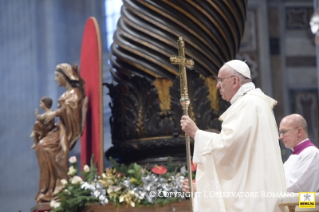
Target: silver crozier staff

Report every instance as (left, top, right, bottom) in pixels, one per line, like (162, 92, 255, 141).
(170, 37, 195, 212)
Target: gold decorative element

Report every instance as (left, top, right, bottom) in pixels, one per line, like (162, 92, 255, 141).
(123, 0, 223, 69)
(92, 17, 105, 175)
(153, 78, 173, 111)
(136, 107, 145, 137)
(204, 76, 219, 111)
(113, 39, 178, 76)
(185, 0, 232, 58)
(170, 37, 194, 212)
(126, 135, 186, 143)
(208, 1, 239, 51)
(117, 23, 213, 76)
(188, 104, 196, 123)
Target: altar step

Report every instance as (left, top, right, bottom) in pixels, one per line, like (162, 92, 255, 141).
(31, 200, 191, 212)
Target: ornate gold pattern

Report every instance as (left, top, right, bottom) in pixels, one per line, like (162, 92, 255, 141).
(205, 76, 219, 111)
(136, 106, 145, 137)
(153, 78, 173, 111)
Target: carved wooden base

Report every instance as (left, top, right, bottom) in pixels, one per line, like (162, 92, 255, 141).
(105, 72, 226, 165)
(287, 205, 296, 212)
(280, 202, 319, 212)
(81, 200, 190, 212)
(30, 203, 51, 212)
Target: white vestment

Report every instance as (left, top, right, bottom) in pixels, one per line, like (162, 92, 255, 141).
(284, 143, 319, 192)
(193, 84, 286, 212)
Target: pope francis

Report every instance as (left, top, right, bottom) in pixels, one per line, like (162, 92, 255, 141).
(181, 60, 286, 212)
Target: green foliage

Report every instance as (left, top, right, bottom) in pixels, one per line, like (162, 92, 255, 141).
(109, 157, 143, 185)
(109, 157, 127, 174)
(51, 183, 99, 212)
(52, 156, 193, 211)
(51, 155, 100, 212)
(155, 197, 182, 207)
(82, 155, 98, 182)
(127, 163, 143, 185)
(165, 157, 180, 173)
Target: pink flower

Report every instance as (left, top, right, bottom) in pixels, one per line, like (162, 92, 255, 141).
(116, 172, 125, 178)
(67, 166, 76, 176)
(83, 165, 90, 173)
(50, 200, 61, 208)
(151, 166, 167, 175)
(71, 176, 83, 184)
(69, 156, 77, 164)
(191, 162, 197, 172)
(60, 179, 68, 185)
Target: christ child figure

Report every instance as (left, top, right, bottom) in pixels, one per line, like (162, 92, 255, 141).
(30, 96, 55, 149)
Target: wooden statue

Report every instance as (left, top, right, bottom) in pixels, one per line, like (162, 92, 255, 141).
(30, 96, 55, 149)
(34, 63, 87, 203)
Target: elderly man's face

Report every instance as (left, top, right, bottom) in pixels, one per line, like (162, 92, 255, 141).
(216, 65, 238, 101)
(279, 118, 299, 149)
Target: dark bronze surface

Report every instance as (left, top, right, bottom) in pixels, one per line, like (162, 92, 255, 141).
(105, 0, 246, 164)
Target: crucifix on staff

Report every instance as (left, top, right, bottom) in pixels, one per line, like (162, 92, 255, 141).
(170, 37, 195, 212)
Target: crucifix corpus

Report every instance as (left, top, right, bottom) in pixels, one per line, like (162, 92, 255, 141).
(170, 37, 195, 212)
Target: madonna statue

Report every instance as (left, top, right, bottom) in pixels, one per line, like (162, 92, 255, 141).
(34, 63, 87, 203)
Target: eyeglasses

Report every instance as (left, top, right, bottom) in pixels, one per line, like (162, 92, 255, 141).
(214, 75, 235, 84)
(279, 127, 298, 136)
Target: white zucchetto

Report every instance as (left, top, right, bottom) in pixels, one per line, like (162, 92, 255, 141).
(225, 60, 251, 79)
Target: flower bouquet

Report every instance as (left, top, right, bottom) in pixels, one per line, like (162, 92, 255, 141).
(50, 156, 196, 212)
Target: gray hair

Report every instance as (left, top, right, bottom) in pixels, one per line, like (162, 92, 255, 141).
(228, 67, 251, 84)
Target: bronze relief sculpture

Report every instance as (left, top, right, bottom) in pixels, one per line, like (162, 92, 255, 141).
(33, 63, 87, 203)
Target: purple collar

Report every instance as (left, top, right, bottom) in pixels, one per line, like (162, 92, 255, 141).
(292, 139, 315, 155)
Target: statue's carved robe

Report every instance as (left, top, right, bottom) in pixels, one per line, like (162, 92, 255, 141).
(31, 117, 55, 145)
(194, 86, 286, 212)
(35, 88, 84, 202)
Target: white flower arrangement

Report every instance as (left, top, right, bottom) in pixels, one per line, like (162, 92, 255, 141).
(50, 156, 192, 212)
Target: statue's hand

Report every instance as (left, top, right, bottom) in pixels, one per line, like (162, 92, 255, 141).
(35, 108, 39, 116)
(43, 111, 56, 122)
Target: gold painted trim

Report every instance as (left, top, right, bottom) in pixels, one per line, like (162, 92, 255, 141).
(153, 78, 173, 111)
(205, 76, 219, 111)
(185, 0, 232, 58)
(234, 0, 246, 27)
(125, 135, 186, 143)
(118, 26, 215, 76)
(162, 0, 230, 59)
(122, 16, 219, 75)
(123, 1, 224, 66)
(137, 0, 227, 60)
(113, 39, 179, 76)
(90, 17, 104, 174)
(111, 48, 161, 78)
(223, 1, 243, 36)
(208, 1, 238, 52)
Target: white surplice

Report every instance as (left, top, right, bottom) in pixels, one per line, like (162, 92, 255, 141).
(284, 144, 319, 192)
(193, 83, 286, 212)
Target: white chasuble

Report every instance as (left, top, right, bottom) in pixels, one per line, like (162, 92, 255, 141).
(193, 88, 286, 212)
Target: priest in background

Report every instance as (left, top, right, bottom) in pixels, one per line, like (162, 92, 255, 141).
(181, 60, 286, 212)
(280, 114, 319, 192)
